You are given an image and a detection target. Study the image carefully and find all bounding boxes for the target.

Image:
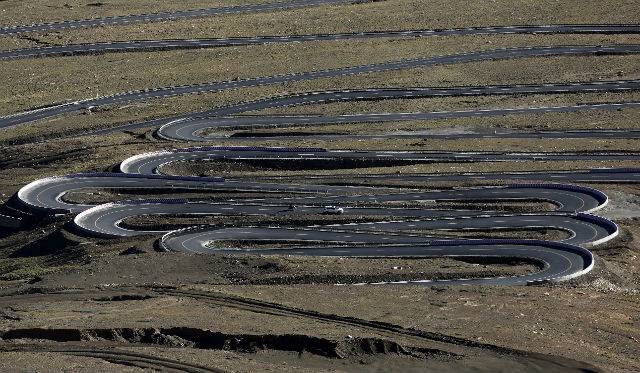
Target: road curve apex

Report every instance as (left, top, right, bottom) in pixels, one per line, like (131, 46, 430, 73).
(508, 182, 610, 212)
(119, 150, 175, 174)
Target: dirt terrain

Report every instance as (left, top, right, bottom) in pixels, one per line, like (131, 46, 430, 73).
(0, 0, 639, 372)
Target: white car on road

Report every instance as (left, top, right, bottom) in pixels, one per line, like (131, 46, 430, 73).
(323, 206, 344, 215)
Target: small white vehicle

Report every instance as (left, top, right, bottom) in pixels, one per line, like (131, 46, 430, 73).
(323, 206, 344, 215)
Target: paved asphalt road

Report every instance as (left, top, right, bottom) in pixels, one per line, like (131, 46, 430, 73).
(2, 44, 640, 130)
(153, 80, 640, 141)
(2, 24, 639, 60)
(162, 228, 595, 285)
(117, 146, 640, 173)
(6, 145, 619, 285)
(4, 149, 619, 287)
(74, 201, 610, 244)
(109, 101, 640, 140)
(0, 0, 360, 36)
(200, 128, 640, 141)
(2, 9, 634, 284)
(270, 168, 640, 184)
(18, 171, 607, 215)
(66, 173, 609, 285)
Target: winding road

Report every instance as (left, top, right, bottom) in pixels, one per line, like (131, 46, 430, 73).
(1, 4, 637, 285)
(153, 80, 640, 141)
(3, 24, 639, 60)
(4, 145, 621, 285)
(2, 44, 640, 130)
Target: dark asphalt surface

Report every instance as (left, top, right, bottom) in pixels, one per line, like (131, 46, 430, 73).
(118, 146, 640, 174)
(159, 226, 595, 285)
(153, 80, 640, 141)
(3, 24, 639, 60)
(3, 44, 640, 130)
(9, 146, 617, 285)
(2, 12, 633, 284)
(203, 128, 640, 141)
(18, 171, 606, 215)
(73, 200, 609, 244)
(270, 168, 640, 184)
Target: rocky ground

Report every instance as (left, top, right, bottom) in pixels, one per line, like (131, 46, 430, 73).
(0, 0, 639, 372)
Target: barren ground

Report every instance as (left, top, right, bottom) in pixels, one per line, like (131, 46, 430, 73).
(0, 0, 639, 372)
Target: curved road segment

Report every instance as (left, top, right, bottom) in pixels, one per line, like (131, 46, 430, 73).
(160, 228, 596, 285)
(2, 44, 640, 130)
(18, 172, 608, 216)
(153, 80, 640, 141)
(2, 24, 639, 60)
(277, 168, 640, 184)
(1, 9, 635, 285)
(5, 146, 622, 285)
(118, 146, 640, 173)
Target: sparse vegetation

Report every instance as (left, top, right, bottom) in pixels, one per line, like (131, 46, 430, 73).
(0, 0, 639, 372)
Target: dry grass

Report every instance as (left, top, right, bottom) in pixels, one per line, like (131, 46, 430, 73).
(0, 0, 274, 26)
(2, 0, 639, 42)
(0, 52, 639, 141)
(210, 107, 640, 138)
(1, 3, 639, 372)
(257, 91, 640, 115)
(2, 87, 639, 145)
(1, 33, 639, 115)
